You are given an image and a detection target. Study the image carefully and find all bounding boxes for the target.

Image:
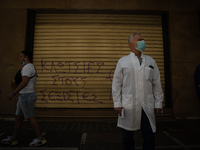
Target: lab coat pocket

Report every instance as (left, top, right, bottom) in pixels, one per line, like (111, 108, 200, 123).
(122, 94, 133, 110)
(145, 67, 153, 82)
(147, 95, 155, 110)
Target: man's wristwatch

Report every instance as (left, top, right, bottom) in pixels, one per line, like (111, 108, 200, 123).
(12, 91, 16, 95)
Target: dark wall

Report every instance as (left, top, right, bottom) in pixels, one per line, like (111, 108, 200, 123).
(0, 0, 200, 119)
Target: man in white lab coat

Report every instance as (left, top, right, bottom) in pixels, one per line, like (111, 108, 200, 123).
(112, 33, 163, 150)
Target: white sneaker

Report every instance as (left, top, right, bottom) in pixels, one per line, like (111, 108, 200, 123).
(1, 136, 18, 145)
(29, 137, 47, 147)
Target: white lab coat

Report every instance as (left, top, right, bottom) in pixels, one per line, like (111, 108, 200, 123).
(112, 52, 163, 132)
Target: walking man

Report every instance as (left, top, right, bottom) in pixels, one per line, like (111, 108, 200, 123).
(1, 50, 46, 147)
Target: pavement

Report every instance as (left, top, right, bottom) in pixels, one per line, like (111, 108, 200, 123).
(0, 117, 200, 150)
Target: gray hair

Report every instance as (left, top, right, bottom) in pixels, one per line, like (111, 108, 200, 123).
(128, 33, 141, 45)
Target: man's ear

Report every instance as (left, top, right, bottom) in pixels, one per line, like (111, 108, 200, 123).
(129, 42, 132, 48)
(133, 42, 137, 48)
(130, 42, 137, 49)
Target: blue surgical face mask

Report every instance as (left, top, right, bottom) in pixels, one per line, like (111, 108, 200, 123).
(136, 40, 146, 52)
(22, 61, 26, 66)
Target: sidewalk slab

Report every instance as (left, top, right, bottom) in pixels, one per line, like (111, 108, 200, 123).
(0, 118, 199, 150)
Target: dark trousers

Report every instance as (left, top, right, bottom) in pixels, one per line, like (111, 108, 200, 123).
(122, 109, 155, 150)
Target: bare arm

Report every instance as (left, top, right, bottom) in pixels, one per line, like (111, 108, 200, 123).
(7, 76, 29, 100)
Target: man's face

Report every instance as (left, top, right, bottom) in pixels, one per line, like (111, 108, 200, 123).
(19, 53, 25, 64)
(130, 34, 144, 54)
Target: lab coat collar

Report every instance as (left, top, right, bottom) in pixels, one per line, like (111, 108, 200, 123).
(130, 52, 145, 70)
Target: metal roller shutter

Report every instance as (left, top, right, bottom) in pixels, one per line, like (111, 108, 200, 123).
(33, 13, 165, 108)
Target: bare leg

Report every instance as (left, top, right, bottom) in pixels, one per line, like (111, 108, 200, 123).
(11, 115, 24, 139)
(28, 117, 42, 138)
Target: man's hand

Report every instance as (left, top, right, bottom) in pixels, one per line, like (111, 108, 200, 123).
(7, 93, 14, 100)
(114, 107, 122, 116)
(155, 108, 163, 114)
